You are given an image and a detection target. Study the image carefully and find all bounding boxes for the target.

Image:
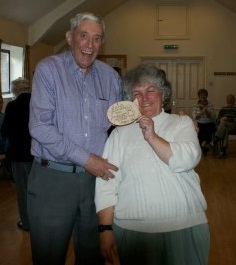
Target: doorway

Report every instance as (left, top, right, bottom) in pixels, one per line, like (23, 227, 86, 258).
(141, 56, 206, 116)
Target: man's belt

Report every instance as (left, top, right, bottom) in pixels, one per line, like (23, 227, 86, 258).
(35, 157, 85, 174)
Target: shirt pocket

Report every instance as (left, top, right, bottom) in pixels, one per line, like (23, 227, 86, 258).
(93, 99, 110, 128)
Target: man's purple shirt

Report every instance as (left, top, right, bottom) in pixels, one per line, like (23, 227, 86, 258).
(29, 51, 122, 166)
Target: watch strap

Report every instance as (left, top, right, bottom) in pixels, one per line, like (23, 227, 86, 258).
(98, 224, 113, 232)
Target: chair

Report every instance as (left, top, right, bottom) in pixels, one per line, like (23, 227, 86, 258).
(212, 131, 236, 158)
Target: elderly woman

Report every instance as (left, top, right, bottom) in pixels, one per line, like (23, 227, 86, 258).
(95, 64, 209, 265)
(1, 77, 33, 231)
(192, 88, 216, 155)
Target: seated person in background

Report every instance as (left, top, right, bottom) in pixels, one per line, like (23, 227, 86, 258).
(192, 88, 216, 155)
(212, 94, 236, 158)
(162, 79, 172, 114)
(160, 69, 172, 114)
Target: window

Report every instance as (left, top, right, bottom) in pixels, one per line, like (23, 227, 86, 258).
(1, 50, 10, 94)
(1, 43, 23, 97)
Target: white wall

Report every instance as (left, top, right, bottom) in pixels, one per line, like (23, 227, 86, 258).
(102, 0, 236, 109)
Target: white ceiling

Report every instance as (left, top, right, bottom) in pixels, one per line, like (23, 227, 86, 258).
(0, 0, 235, 46)
(0, 0, 66, 25)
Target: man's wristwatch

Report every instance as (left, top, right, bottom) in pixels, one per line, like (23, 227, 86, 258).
(98, 224, 113, 233)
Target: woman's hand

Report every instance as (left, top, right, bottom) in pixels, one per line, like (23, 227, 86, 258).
(138, 116, 155, 142)
(100, 231, 118, 264)
(137, 116, 172, 164)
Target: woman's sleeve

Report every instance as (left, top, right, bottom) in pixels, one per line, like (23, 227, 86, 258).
(95, 129, 122, 212)
(169, 116, 201, 172)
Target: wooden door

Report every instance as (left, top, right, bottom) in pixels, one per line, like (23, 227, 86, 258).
(141, 57, 206, 117)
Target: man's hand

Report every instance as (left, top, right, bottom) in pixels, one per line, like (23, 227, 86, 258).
(84, 153, 118, 180)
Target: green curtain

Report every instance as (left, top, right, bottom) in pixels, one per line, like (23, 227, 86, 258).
(0, 39, 2, 94)
(23, 45, 30, 81)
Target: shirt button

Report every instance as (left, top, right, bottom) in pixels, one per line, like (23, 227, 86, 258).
(85, 133, 88, 137)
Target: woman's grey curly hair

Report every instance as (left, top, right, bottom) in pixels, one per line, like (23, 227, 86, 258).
(11, 77, 31, 97)
(122, 63, 172, 101)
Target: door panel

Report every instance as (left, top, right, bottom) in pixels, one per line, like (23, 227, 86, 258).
(141, 57, 205, 116)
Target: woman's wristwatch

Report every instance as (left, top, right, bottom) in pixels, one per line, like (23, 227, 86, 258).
(98, 224, 113, 232)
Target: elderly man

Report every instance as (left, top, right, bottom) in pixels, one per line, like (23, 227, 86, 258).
(212, 94, 236, 158)
(28, 12, 121, 265)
